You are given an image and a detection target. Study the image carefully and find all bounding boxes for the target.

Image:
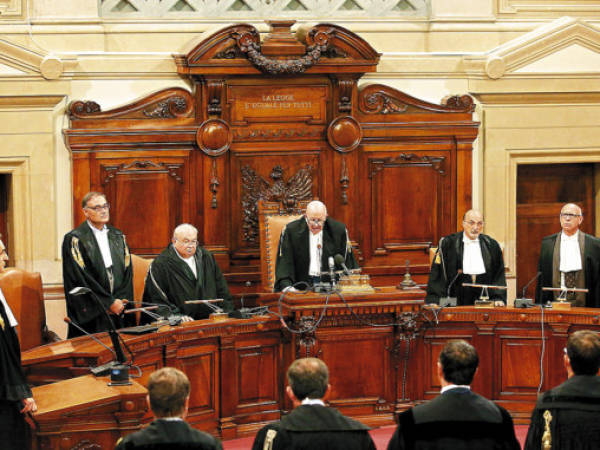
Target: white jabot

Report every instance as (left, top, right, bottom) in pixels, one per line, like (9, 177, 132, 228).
(175, 251, 197, 278)
(308, 231, 323, 277)
(301, 398, 326, 406)
(559, 231, 582, 273)
(462, 234, 485, 275)
(158, 417, 184, 421)
(441, 384, 471, 394)
(0, 287, 18, 327)
(87, 221, 113, 268)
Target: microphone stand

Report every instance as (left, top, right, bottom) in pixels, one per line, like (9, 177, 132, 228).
(68, 287, 131, 385)
(439, 270, 462, 307)
(462, 282, 507, 308)
(515, 272, 541, 308)
(185, 299, 228, 321)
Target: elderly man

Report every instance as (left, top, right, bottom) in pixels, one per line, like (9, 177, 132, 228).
(115, 367, 222, 449)
(536, 203, 600, 307)
(387, 340, 520, 450)
(524, 330, 600, 450)
(426, 209, 506, 305)
(0, 236, 37, 449)
(252, 357, 375, 450)
(274, 200, 358, 292)
(143, 223, 232, 320)
(62, 191, 133, 337)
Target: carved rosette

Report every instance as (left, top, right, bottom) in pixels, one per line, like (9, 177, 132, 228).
(234, 28, 332, 75)
(360, 91, 408, 115)
(442, 94, 476, 112)
(142, 96, 188, 118)
(69, 100, 101, 117)
(327, 116, 362, 153)
(196, 119, 232, 157)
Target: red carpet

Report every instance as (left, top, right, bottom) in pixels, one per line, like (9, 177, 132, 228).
(223, 424, 529, 449)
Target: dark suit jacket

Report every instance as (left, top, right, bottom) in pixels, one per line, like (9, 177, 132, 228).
(426, 232, 506, 305)
(115, 419, 222, 450)
(387, 388, 520, 450)
(274, 217, 358, 292)
(524, 375, 600, 450)
(535, 231, 600, 307)
(252, 404, 375, 450)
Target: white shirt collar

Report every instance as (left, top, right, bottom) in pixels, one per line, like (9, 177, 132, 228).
(87, 221, 113, 268)
(301, 398, 326, 406)
(308, 231, 323, 277)
(559, 230, 582, 273)
(440, 384, 471, 394)
(174, 248, 197, 278)
(462, 233, 485, 275)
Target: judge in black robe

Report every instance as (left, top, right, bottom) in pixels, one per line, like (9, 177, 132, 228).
(426, 232, 506, 305)
(524, 330, 600, 450)
(143, 224, 232, 320)
(535, 204, 600, 307)
(275, 201, 358, 292)
(252, 357, 375, 450)
(62, 192, 133, 338)
(0, 238, 36, 450)
(388, 339, 520, 450)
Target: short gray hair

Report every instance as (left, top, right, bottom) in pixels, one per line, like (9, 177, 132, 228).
(172, 223, 198, 240)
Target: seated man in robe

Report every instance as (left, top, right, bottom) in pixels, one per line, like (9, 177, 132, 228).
(143, 223, 233, 321)
(536, 203, 600, 307)
(274, 200, 358, 292)
(387, 340, 520, 450)
(252, 357, 376, 450)
(426, 209, 506, 305)
(524, 330, 600, 450)
(115, 367, 222, 449)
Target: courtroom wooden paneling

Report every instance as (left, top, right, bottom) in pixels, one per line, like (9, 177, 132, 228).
(63, 21, 479, 291)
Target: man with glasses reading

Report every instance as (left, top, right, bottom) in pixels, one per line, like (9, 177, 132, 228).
(62, 191, 133, 337)
(142, 223, 232, 320)
(536, 203, 600, 307)
(274, 200, 358, 292)
(426, 209, 506, 306)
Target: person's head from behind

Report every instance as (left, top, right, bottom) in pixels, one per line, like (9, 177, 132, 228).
(438, 340, 479, 386)
(147, 367, 190, 419)
(565, 330, 600, 377)
(286, 357, 330, 407)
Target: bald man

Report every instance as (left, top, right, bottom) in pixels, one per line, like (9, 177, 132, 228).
(143, 223, 233, 320)
(426, 210, 506, 306)
(536, 203, 600, 307)
(274, 200, 358, 292)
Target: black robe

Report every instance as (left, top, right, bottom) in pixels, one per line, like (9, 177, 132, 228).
(62, 222, 133, 337)
(115, 418, 222, 450)
(535, 232, 600, 307)
(142, 244, 232, 320)
(524, 375, 600, 450)
(0, 297, 32, 450)
(426, 232, 506, 305)
(252, 404, 375, 450)
(274, 217, 358, 292)
(387, 388, 520, 450)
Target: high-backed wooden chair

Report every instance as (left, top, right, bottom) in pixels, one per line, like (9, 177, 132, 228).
(131, 254, 152, 324)
(0, 267, 55, 351)
(258, 200, 309, 292)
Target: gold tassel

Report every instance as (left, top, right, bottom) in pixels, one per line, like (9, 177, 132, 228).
(263, 429, 277, 450)
(542, 409, 552, 450)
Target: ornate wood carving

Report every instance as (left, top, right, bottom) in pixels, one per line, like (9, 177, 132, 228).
(442, 94, 476, 112)
(340, 156, 350, 205)
(233, 127, 322, 141)
(327, 116, 362, 153)
(209, 159, 219, 209)
(337, 78, 354, 113)
(369, 154, 446, 178)
(206, 79, 224, 116)
(196, 118, 231, 156)
(241, 165, 313, 243)
(101, 160, 184, 185)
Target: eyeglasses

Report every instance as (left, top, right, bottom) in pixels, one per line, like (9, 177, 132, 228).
(176, 239, 198, 246)
(85, 203, 110, 212)
(560, 213, 581, 219)
(463, 220, 484, 227)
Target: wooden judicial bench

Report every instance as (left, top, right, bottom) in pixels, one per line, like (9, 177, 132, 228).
(23, 289, 600, 449)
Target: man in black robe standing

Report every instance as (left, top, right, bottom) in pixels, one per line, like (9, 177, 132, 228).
(536, 203, 600, 307)
(387, 340, 520, 450)
(62, 191, 133, 337)
(274, 200, 358, 292)
(0, 236, 37, 449)
(426, 209, 506, 305)
(143, 223, 232, 320)
(115, 367, 222, 449)
(525, 330, 600, 450)
(252, 357, 375, 450)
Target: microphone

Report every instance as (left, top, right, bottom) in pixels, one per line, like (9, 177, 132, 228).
(328, 256, 336, 288)
(515, 272, 541, 308)
(334, 254, 351, 276)
(440, 269, 462, 307)
(64, 317, 120, 376)
(69, 287, 131, 385)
